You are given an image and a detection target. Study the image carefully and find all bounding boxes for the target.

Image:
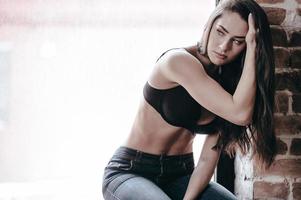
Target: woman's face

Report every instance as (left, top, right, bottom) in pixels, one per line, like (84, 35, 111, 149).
(207, 11, 248, 66)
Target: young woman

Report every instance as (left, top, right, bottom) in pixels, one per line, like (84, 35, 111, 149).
(102, 0, 276, 199)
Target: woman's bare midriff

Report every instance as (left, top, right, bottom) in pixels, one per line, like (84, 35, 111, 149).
(124, 97, 216, 156)
(124, 47, 217, 156)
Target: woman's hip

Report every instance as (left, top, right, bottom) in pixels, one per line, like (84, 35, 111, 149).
(102, 146, 195, 186)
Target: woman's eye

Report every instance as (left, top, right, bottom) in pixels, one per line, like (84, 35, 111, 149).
(217, 30, 224, 36)
(233, 40, 243, 45)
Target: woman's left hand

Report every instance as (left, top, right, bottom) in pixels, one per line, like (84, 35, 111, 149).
(245, 13, 257, 49)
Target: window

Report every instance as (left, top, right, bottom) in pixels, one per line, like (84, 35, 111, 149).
(0, 43, 11, 130)
(0, 1, 215, 199)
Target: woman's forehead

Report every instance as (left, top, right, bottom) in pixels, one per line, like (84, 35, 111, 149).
(214, 11, 248, 37)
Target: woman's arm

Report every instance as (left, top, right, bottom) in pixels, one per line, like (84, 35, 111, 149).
(158, 14, 257, 126)
(183, 133, 221, 200)
(159, 46, 256, 126)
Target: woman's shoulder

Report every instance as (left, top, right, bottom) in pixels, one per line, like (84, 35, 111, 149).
(156, 48, 197, 64)
(156, 48, 206, 78)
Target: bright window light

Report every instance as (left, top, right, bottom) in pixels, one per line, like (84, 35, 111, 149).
(0, 1, 215, 199)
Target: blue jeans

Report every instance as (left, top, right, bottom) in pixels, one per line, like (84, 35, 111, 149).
(102, 146, 237, 200)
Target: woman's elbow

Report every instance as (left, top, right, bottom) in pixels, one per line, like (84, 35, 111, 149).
(234, 112, 252, 126)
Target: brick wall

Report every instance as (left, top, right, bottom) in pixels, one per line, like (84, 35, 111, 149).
(235, 0, 301, 199)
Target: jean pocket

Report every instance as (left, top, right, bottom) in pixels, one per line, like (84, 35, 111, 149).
(107, 159, 133, 171)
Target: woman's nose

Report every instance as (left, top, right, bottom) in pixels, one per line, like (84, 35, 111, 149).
(219, 40, 231, 53)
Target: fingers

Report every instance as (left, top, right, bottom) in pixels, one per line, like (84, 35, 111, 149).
(246, 13, 258, 48)
(248, 13, 256, 32)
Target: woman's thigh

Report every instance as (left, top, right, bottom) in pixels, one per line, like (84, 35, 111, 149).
(162, 175, 191, 200)
(103, 173, 171, 200)
(163, 177, 237, 200)
(198, 181, 237, 200)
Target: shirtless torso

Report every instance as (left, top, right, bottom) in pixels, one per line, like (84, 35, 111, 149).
(125, 46, 218, 155)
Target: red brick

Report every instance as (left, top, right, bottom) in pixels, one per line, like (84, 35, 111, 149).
(289, 29, 301, 47)
(271, 26, 288, 46)
(292, 93, 301, 113)
(254, 181, 289, 199)
(275, 70, 301, 92)
(276, 138, 288, 154)
(274, 115, 301, 135)
(255, 159, 301, 177)
(290, 138, 301, 155)
(293, 182, 301, 200)
(255, 0, 285, 3)
(291, 49, 301, 69)
(275, 91, 289, 113)
(263, 7, 286, 25)
(274, 47, 290, 68)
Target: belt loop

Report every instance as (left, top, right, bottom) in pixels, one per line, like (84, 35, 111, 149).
(160, 153, 164, 161)
(159, 153, 164, 176)
(135, 150, 141, 161)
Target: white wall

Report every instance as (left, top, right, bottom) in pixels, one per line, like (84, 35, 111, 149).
(0, 1, 215, 199)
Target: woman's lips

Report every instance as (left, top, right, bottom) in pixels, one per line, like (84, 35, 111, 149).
(213, 51, 227, 60)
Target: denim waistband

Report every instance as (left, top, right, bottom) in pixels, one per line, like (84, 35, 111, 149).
(105, 146, 195, 186)
(112, 146, 194, 163)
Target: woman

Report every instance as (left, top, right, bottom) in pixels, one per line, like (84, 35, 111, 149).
(102, 0, 276, 199)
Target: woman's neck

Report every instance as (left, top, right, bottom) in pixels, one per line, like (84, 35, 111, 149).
(184, 45, 220, 77)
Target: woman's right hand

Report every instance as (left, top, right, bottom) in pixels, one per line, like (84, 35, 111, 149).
(245, 13, 257, 49)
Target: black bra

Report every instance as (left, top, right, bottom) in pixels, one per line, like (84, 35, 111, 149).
(143, 48, 220, 134)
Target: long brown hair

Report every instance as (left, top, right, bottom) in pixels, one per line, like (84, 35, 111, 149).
(199, 0, 277, 169)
